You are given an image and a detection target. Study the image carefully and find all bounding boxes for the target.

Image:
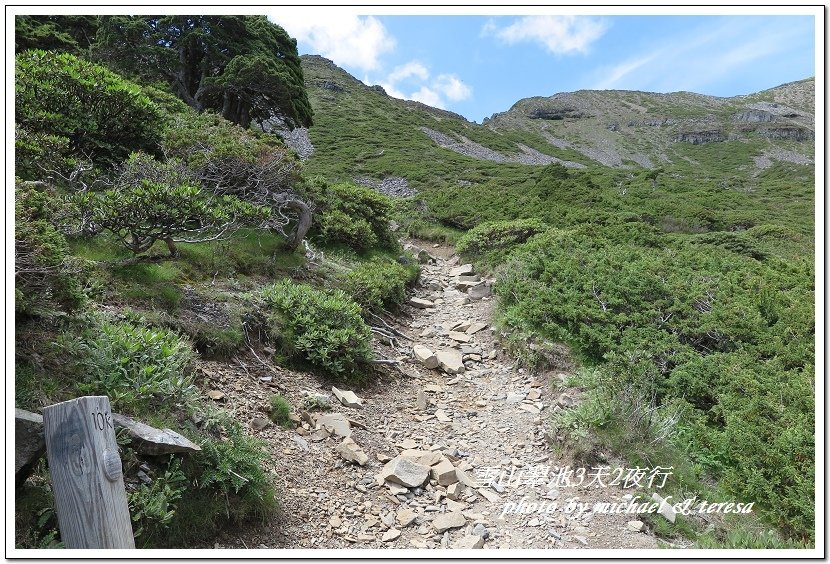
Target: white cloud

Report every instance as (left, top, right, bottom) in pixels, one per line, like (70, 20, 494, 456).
(488, 15, 608, 55)
(388, 61, 430, 83)
(409, 86, 445, 109)
(435, 74, 472, 101)
(368, 61, 472, 110)
(269, 14, 395, 71)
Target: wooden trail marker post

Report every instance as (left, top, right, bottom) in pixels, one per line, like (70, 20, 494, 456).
(42, 396, 135, 549)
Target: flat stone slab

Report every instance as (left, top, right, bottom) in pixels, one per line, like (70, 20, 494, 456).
(450, 264, 474, 277)
(453, 535, 484, 549)
(15, 409, 45, 486)
(448, 331, 471, 343)
(433, 511, 466, 533)
(466, 322, 488, 335)
(379, 456, 431, 488)
(316, 413, 352, 437)
(332, 386, 363, 408)
(112, 413, 201, 456)
(409, 297, 435, 309)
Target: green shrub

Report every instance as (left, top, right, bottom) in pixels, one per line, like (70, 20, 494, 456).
(75, 168, 269, 256)
(495, 223, 815, 540)
(128, 457, 187, 546)
(15, 50, 163, 168)
(302, 179, 395, 251)
(191, 424, 276, 522)
(260, 280, 373, 378)
(457, 218, 547, 264)
(269, 394, 293, 428)
(57, 315, 196, 411)
(343, 257, 418, 312)
(15, 181, 85, 315)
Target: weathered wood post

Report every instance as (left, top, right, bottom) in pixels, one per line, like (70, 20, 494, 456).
(42, 396, 135, 549)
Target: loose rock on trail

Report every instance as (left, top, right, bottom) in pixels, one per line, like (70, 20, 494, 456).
(198, 240, 659, 550)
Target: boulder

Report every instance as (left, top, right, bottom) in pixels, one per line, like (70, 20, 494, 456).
(432, 511, 466, 533)
(336, 436, 369, 466)
(435, 350, 465, 374)
(413, 345, 440, 369)
(112, 413, 202, 456)
(15, 409, 45, 486)
(446, 482, 465, 500)
(332, 386, 363, 408)
(379, 457, 431, 488)
(457, 274, 481, 284)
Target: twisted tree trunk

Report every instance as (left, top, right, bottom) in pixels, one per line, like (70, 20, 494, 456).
(283, 199, 311, 251)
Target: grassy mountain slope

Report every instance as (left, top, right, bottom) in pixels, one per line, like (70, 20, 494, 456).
(298, 55, 816, 546)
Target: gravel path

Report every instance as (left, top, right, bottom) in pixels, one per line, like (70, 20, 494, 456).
(197, 241, 661, 551)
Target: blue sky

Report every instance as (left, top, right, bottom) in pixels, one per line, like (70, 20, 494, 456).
(269, 10, 818, 123)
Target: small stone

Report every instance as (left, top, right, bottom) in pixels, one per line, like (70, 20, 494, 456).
(251, 417, 270, 431)
(478, 488, 500, 503)
(435, 410, 452, 423)
(387, 482, 409, 495)
(379, 457, 431, 488)
(448, 331, 471, 343)
(627, 520, 645, 532)
(316, 413, 352, 437)
(332, 386, 363, 408)
(382, 528, 401, 542)
(397, 508, 418, 528)
(652, 493, 677, 523)
(505, 392, 525, 404)
(415, 390, 429, 411)
(449, 264, 474, 277)
(432, 511, 466, 533)
(557, 393, 575, 407)
(466, 322, 487, 335)
(435, 350, 466, 374)
(431, 458, 458, 486)
(409, 297, 435, 309)
(527, 517, 540, 527)
(397, 438, 418, 449)
(472, 523, 489, 538)
(455, 467, 479, 488)
(206, 390, 225, 401)
(519, 404, 540, 415)
(330, 516, 342, 528)
(452, 535, 484, 549)
(447, 482, 465, 500)
(336, 436, 369, 466)
(413, 345, 440, 369)
(468, 284, 491, 300)
(527, 389, 541, 400)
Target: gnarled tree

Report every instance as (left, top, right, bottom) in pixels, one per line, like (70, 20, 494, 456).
(94, 15, 312, 129)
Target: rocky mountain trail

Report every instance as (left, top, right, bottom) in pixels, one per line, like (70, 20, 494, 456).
(197, 239, 660, 550)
